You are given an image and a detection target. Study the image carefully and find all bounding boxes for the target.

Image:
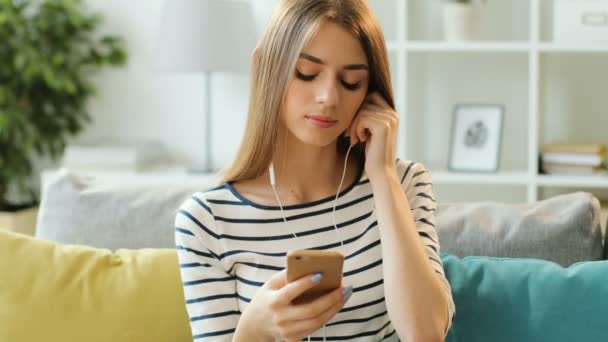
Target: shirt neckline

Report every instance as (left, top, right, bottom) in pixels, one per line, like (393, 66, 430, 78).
(225, 162, 366, 210)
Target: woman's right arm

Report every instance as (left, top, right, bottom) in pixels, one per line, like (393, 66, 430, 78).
(233, 312, 272, 342)
(174, 194, 244, 341)
(175, 194, 350, 341)
(235, 269, 352, 342)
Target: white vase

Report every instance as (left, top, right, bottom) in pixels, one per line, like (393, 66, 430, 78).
(442, 2, 481, 41)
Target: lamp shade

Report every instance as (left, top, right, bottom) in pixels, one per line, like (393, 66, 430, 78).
(155, 0, 256, 73)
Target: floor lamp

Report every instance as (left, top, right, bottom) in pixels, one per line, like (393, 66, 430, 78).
(155, 0, 256, 173)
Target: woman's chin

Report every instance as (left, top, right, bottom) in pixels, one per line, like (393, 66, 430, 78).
(296, 133, 339, 148)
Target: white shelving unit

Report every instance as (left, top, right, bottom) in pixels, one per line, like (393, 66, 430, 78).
(370, 0, 608, 205)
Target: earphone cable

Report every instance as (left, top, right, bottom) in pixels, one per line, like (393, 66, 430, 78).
(332, 143, 355, 249)
(268, 142, 356, 342)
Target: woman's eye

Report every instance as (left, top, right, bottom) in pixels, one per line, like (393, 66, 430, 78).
(295, 70, 316, 81)
(295, 70, 361, 91)
(342, 80, 361, 91)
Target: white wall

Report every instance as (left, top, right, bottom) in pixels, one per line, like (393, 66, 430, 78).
(71, 0, 274, 169)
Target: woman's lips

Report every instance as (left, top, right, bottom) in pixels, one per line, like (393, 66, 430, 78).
(305, 115, 337, 128)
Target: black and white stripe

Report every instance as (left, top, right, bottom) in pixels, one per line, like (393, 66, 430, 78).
(174, 159, 455, 341)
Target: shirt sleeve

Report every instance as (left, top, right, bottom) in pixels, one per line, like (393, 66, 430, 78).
(398, 160, 456, 336)
(174, 193, 240, 341)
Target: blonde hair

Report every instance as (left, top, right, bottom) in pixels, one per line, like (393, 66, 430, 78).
(219, 0, 394, 184)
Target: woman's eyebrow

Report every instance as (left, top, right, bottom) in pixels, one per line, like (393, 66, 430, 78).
(299, 53, 368, 70)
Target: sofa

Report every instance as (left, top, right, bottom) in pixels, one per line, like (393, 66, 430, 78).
(1, 168, 607, 342)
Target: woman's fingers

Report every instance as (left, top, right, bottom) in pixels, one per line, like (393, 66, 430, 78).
(366, 92, 391, 108)
(353, 107, 399, 142)
(276, 287, 350, 341)
(265, 269, 288, 290)
(346, 92, 393, 144)
(348, 113, 361, 145)
(279, 285, 347, 321)
(272, 273, 323, 307)
(354, 110, 383, 142)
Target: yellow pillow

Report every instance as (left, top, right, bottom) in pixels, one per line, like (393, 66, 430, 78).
(0, 229, 192, 342)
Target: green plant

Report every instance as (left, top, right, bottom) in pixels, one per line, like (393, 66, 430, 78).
(0, 0, 127, 211)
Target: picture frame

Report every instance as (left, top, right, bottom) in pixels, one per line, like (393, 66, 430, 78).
(448, 104, 504, 172)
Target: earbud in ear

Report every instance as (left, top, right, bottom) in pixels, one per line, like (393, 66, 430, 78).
(343, 134, 357, 147)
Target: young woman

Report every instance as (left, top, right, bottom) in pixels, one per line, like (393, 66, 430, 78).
(174, 1, 455, 341)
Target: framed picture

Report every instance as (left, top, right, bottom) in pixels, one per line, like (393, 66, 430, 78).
(448, 104, 504, 172)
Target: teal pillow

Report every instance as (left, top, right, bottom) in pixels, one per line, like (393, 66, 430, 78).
(441, 253, 608, 342)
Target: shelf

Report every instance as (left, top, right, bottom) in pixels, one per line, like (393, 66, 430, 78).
(430, 171, 608, 188)
(406, 41, 531, 52)
(539, 44, 608, 53)
(392, 0, 608, 204)
(538, 53, 608, 150)
(430, 169, 530, 185)
(395, 42, 608, 53)
(536, 174, 608, 188)
(386, 40, 608, 53)
(407, 0, 530, 42)
(406, 52, 529, 174)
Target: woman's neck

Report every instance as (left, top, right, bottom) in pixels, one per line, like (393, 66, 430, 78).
(267, 148, 360, 205)
(231, 123, 363, 206)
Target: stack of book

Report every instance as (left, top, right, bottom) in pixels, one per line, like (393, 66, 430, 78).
(61, 139, 169, 172)
(541, 143, 607, 175)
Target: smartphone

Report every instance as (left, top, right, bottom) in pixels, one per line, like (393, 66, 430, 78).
(286, 249, 344, 304)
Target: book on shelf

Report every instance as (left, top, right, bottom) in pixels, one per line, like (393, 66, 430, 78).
(542, 163, 607, 175)
(541, 143, 606, 155)
(61, 139, 169, 172)
(541, 152, 605, 166)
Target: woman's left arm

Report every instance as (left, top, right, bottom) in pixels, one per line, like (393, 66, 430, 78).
(347, 92, 453, 342)
(371, 166, 452, 342)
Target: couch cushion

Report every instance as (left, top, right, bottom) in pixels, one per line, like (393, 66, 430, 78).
(436, 191, 604, 266)
(442, 253, 608, 342)
(36, 168, 217, 250)
(0, 229, 191, 342)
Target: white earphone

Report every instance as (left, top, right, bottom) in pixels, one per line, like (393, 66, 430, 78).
(269, 141, 357, 251)
(269, 141, 356, 342)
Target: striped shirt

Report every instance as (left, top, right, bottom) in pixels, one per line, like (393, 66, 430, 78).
(174, 159, 455, 341)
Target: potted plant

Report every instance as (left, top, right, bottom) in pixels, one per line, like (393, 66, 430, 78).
(441, 0, 487, 41)
(0, 0, 127, 235)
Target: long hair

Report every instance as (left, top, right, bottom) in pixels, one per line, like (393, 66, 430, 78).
(219, 0, 394, 184)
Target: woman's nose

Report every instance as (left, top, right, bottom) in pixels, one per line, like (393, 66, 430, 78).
(315, 76, 339, 107)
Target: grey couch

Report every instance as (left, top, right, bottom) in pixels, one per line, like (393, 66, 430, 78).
(31, 168, 608, 342)
(36, 168, 606, 265)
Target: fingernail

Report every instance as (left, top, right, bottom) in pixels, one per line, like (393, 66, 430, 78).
(343, 292, 353, 303)
(342, 285, 353, 296)
(311, 273, 323, 283)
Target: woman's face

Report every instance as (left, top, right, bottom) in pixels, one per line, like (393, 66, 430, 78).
(280, 20, 370, 147)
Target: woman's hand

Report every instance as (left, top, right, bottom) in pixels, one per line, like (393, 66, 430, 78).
(346, 92, 399, 181)
(237, 270, 352, 342)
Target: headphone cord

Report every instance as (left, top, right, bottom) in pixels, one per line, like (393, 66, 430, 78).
(269, 143, 355, 245)
(269, 143, 356, 342)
